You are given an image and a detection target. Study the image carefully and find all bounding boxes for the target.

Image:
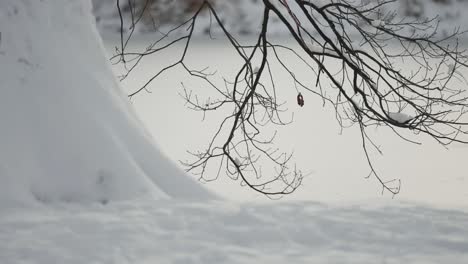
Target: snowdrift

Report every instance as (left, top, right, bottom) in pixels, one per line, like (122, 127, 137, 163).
(0, 0, 214, 209)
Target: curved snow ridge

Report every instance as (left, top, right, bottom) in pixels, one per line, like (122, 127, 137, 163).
(1, 200, 468, 264)
(0, 0, 215, 209)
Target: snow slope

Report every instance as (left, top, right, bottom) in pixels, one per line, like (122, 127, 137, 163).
(0, 0, 214, 209)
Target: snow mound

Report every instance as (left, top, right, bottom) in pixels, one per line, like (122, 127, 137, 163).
(0, 0, 214, 209)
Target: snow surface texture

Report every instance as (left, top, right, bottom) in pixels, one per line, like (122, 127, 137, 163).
(0, 0, 214, 209)
(1, 200, 468, 264)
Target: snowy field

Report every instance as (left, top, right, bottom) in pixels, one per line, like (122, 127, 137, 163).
(2, 1, 468, 263)
(2, 199, 468, 264)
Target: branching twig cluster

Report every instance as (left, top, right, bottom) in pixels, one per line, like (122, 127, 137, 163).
(113, 0, 468, 197)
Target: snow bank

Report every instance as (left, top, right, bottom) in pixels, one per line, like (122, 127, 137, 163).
(0, 0, 214, 209)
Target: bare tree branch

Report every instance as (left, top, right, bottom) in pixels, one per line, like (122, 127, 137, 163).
(113, 0, 468, 197)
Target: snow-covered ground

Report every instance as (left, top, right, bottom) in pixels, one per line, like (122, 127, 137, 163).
(2, 0, 468, 263)
(2, 199, 468, 264)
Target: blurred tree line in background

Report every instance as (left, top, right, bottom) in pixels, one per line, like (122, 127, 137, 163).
(402, 0, 467, 17)
(92, 0, 468, 35)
